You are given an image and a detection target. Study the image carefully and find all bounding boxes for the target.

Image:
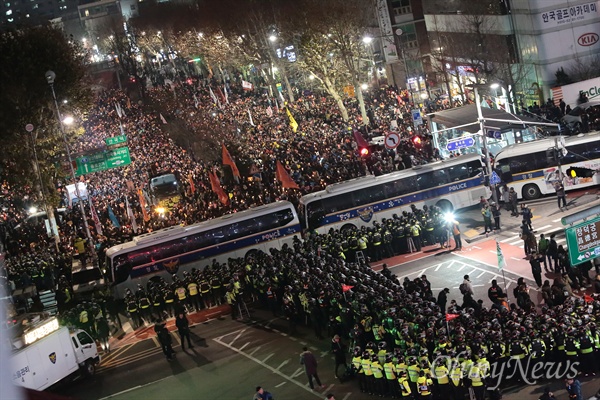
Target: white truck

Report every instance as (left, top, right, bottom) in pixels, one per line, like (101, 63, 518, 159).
(9, 316, 100, 391)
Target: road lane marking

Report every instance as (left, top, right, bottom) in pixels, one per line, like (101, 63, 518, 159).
(451, 253, 539, 292)
(276, 359, 290, 370)
(325, 384, 335, 393)
(100, 343, 134, 365)
(468, 267, 478, 276)
(262, 353, 275, 363)
(291, 367, 304, 378)
(275, 382, 287, 388)
(342, 394, 352, 400)
(535, 225, 552, 231)
(477, 271, 487, 278)
(472, 246, 482, 249)
(98, 376, 171, 399)
(501, 236, 520, 243)
(229, 329, 247, 346)
(511, 257, 522, 261)
(213, 339, 321, 397)
(552, 218, 562, 222)
(434, 264, 441, 272)
(249, 346, 262, 356)
(457, 264, 465, 271)
(239, 342, 250, 351)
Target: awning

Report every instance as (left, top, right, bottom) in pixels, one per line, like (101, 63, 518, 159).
(427, 104, 545, 133)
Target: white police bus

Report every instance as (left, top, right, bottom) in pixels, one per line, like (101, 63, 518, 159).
(494, 132, 600, 200)
(106, 201, 301, 298)
(299, 154, 488, 233)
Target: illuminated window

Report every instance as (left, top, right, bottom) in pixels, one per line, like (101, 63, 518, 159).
(84, 8, 88, 16)
(6, 9, 12, 14)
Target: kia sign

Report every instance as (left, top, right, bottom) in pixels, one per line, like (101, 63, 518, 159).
(578, 32, 599, 47)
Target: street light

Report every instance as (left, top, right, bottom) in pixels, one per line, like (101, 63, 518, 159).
(45, 70, 95, 255)
(472, 84, 499, 205)
(362, 36, 373, 44)
(268, 34, 277, 42)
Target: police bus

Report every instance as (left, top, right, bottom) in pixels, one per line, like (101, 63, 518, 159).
(494, 132, 600, 200)
(298, 154, 488, 233)
(106, 201, 301, 298)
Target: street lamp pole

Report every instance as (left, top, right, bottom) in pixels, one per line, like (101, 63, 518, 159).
(45, 70, 95, 254)
(474, 86, 499, 205)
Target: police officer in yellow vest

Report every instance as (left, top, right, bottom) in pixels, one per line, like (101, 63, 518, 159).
(384, 354, 399, 397)
(398, 370, 413, 398)
(433, 356, 450, 400)
(361, 351, 374, 395)
(371, 353, 385, 396)
(416, 370, 433, 398)
(352, 347, 365, 393)
(468, 354, 488, 400)
(187, 277, 200, 312)
(449, 359, 464, 400)
(407, 357, 420, 395)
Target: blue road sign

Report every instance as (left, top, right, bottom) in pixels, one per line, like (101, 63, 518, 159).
(446, 137, 475, 152)
(490, 171, 501, 185)
(411, 109, 423, 126)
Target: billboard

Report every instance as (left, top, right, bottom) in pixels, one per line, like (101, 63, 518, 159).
(551, 76, 600, 107)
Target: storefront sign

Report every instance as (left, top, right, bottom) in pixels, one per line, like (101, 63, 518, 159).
(540, 2, 598, 27)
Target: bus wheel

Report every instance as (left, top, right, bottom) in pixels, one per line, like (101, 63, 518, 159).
(522, 184, 541, 200)
(435, 200, 453, 213)
(341, 224, 356, 233)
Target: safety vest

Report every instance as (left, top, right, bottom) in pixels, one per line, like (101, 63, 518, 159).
(579, 335, 594, 354)
(352, 356, 363, 373)
(434, 365, 449, 384)
(188, 282, 199, 296)
(361, 358, 373, 376)
(565, 339, 579, 356)
(411, 225, 420, 237)
(200, 281, 211, 293)
(226, 291, 236, 305)
(176, 287, 187, 300)
(79, 310, 88, 324)
(139, 297, 150, 309)
(469, 366, 484, 387)
(153, 294, 162, 307)
(407, 364, 420, 382)
(373, 324, 382, 341)
(398, 376, 411, 396)
(384, 362, 396, 380)
(450, 366, 462, 386)
(164, 292, 175, 303)
(396, 362, 407, 376)
(211, 278, 221, 289)
(372, 361, 384, 379)
(127, 299, 138, 312)
(417, 376, 433, 395)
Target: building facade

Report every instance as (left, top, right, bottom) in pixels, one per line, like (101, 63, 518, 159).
(421, 0, 600, 105)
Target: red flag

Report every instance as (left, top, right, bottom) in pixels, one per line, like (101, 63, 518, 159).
(342, 284, 354, 293)
(188, 174, 196, 195)
(216, 87, 227, 104)
(222, 144, 241, 179)
(276, 160, 299, 189)
(584, 294, 594, 303)
(445, 313, 460, 322)
(353, 130, 370, 149)
(209, 171, 229, 205)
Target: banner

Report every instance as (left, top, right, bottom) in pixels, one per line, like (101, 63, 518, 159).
(266, 105, 273, 117)
(242, 80, 253, 91)
(248, 109, 255, 126)
(276, 160, 299, 189)
(159, 113, 167, 124)
(285, 107, 298, 133)
(222, 144, 241, 179)
(89, 198, 103, 236)
(209, 87, 220, 107)
(107, 205, 121, 228)
(188, 174, 196, 195)
(446, 313, 460, 322)
(125, 196, 138, 232)
(223, 84, 229, 104)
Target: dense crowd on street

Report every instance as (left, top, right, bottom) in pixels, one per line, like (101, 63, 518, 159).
(2, 72, 600, 400)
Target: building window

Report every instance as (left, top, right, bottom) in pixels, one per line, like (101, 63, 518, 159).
(6, 9, 12, 14)
(84, 8, 88, 16)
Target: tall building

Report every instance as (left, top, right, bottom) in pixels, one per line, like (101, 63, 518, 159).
(374, 0, 434, 101)
(422, 0, 600, 104)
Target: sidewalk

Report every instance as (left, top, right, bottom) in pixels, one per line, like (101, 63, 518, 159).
(465, 193, 600, 244)
(107, 304, 230, 349)
(503, 376, 599, 400)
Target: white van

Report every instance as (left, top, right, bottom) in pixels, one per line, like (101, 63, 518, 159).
(71, 264, 106, 295)
(14, 208, 66, 231)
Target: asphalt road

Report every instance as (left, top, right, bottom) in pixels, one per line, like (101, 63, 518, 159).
(47, 189, 600, 400)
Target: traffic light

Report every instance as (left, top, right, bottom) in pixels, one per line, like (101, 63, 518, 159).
(566, 167, 595, 178)
(546, 148, 557, 164)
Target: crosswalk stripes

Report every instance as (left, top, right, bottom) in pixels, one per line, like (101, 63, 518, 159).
(501, 223, 566, 248)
